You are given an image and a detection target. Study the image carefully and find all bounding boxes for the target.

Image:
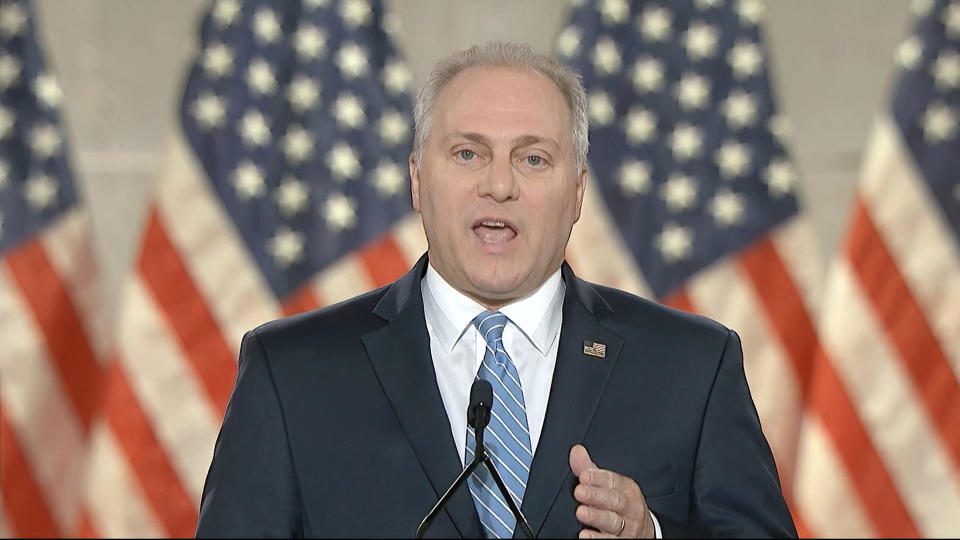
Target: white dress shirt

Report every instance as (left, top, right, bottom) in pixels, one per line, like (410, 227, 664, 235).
(420, 263, 662, 538)
(422, 263, 564, 465)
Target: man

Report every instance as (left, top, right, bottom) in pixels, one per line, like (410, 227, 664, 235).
(196, 42, 796, 538)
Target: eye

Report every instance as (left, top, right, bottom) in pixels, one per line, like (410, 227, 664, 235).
(525, 155, 547, 167)
(456, 149, 476, 161)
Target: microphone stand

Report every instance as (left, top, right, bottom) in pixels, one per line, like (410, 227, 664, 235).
(415, 396, 534, 538)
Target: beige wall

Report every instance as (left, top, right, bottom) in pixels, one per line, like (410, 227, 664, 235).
(31, 0, 914, 322)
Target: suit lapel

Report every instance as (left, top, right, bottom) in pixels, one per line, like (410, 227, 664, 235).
(520, 264, 624, 536)
(361, 256, 482, 538)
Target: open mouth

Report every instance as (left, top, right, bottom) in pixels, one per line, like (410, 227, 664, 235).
(472, 218, 518, 244)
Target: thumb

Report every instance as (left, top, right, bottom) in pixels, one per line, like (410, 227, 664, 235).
(569, 444, 596, 478)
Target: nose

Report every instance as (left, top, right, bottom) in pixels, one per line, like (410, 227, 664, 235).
(478, 154, 519, 202)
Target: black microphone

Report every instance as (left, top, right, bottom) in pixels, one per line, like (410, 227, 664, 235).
(416, 379, 534, 538)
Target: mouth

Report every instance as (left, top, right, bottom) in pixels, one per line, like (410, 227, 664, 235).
(472, 217, 518, 244)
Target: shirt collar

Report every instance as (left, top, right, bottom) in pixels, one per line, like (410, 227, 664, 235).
(421, 262, 564, 355)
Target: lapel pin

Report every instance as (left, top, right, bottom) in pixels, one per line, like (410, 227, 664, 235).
(583, 340, 606, 358)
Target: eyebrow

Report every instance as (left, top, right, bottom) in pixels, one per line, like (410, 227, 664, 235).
(445, 132, 561, 150)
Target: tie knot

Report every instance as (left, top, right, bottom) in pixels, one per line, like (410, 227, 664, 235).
(473, 310, 507, 344)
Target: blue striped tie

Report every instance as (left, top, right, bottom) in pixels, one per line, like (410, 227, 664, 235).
(466, 311, 533, 539)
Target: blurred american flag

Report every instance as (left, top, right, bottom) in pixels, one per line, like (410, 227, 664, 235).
(797, 0, 960, 535)
(0, 0, 106, 536)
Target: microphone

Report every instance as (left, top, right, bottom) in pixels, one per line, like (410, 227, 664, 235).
(416, 379, 534, 538)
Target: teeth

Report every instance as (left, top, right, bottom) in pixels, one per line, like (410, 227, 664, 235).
(481, 220, 505, 228)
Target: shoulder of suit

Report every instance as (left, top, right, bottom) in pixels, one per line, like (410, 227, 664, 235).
(246, 283, 392, 346)
(578, 277, 732, 340)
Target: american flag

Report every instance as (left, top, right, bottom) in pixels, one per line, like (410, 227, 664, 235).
(0, 0, 107, 536)
(795, 0, 960, 535)
(77, 0, 427, 536)
(557, 0, 823, 535)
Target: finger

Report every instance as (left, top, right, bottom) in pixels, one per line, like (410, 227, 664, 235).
(576, 504, 626, 535)
(574, 483, 626, 513)
(579, 467, 627, 491)
(569, 444, 597, 477)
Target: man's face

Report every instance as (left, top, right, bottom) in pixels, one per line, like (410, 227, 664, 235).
(410, 66, 587, 308)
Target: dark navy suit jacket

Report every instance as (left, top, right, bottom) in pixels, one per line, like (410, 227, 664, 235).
(195, 256, 796, 538)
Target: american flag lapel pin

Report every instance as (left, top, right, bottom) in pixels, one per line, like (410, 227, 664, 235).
(583, 340, 606, 358)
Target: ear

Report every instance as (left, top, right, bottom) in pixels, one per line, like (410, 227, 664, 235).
(409, 153, 422, 213)
(572, 166, 587, 223)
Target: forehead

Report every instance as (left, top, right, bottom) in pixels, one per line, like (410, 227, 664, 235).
(432, 66, 571, 139)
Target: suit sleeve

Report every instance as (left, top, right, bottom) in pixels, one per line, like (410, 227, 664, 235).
(660, 329, 797, 538)
(195, 330, 303, 538)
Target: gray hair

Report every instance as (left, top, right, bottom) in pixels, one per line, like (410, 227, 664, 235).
(411, 41, 589, 172)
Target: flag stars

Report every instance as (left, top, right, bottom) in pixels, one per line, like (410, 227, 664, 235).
(896, 36, 924, 70)
(675, 73, 711, 111)
(333, 93, 366, 129)
(0, 159, 9, 188)
(337, 43, 369, 79)
(631, 57, 665, 93)
(383, 60, 413, 95)
(661, 174, 698, 212)
(638, 6, 672, 42)
(211, 0, 241, 28)
(600, 0, 630, 25)
(670, 123, 704, 161)
(287, 75, 320, 113)
(0, 2, 27, 39)
(592, 38, 622, 75)
(695, 0, 722, 8)
(283, 125, 314, 164)
(239, 109, 271, 147)
(728, 41, 762, 79)
(24, 173, 58, 210)
(340, 0, 373, 28)
(0, 53, 21, 90)
(589, 91, 615, 126)
(29, 123, 62, 160)
(769, 114, 792, 143)
(252, 8, 282, 44)
(931, 50, 960, 90)
(716, 141, 752, 179)
(232, 160, 266, 200)
(373, 161, 405, 196)
(684, 22, 719, 61)
(323, 192, 358, 231)
(34, 73, 62, 109)
(921, 102, 957, 142)
(943, 2, 960, 38)
(378, 110, 409, 146)
(764, 159, 797, 197)
(0, 105, 13, 140)
(191, 92, 227, 130)
(274, 177, 310, 216)
(656, 223, 693, 263)
(267, 227, 305, 267)
(913, 0, 934, 17)
(736, 0, 765, 26)
(328, 142, 361, 180)
(557, 26, 582, 58)
(624, 106, 657, 144)
(294, 24, 327, 60)
(618, 160, 652, 196)
(202, 43, 234, 79)
(723, 91, 759, 129)
(710, 189, 746, 227)
(247, 58, 277, 96)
